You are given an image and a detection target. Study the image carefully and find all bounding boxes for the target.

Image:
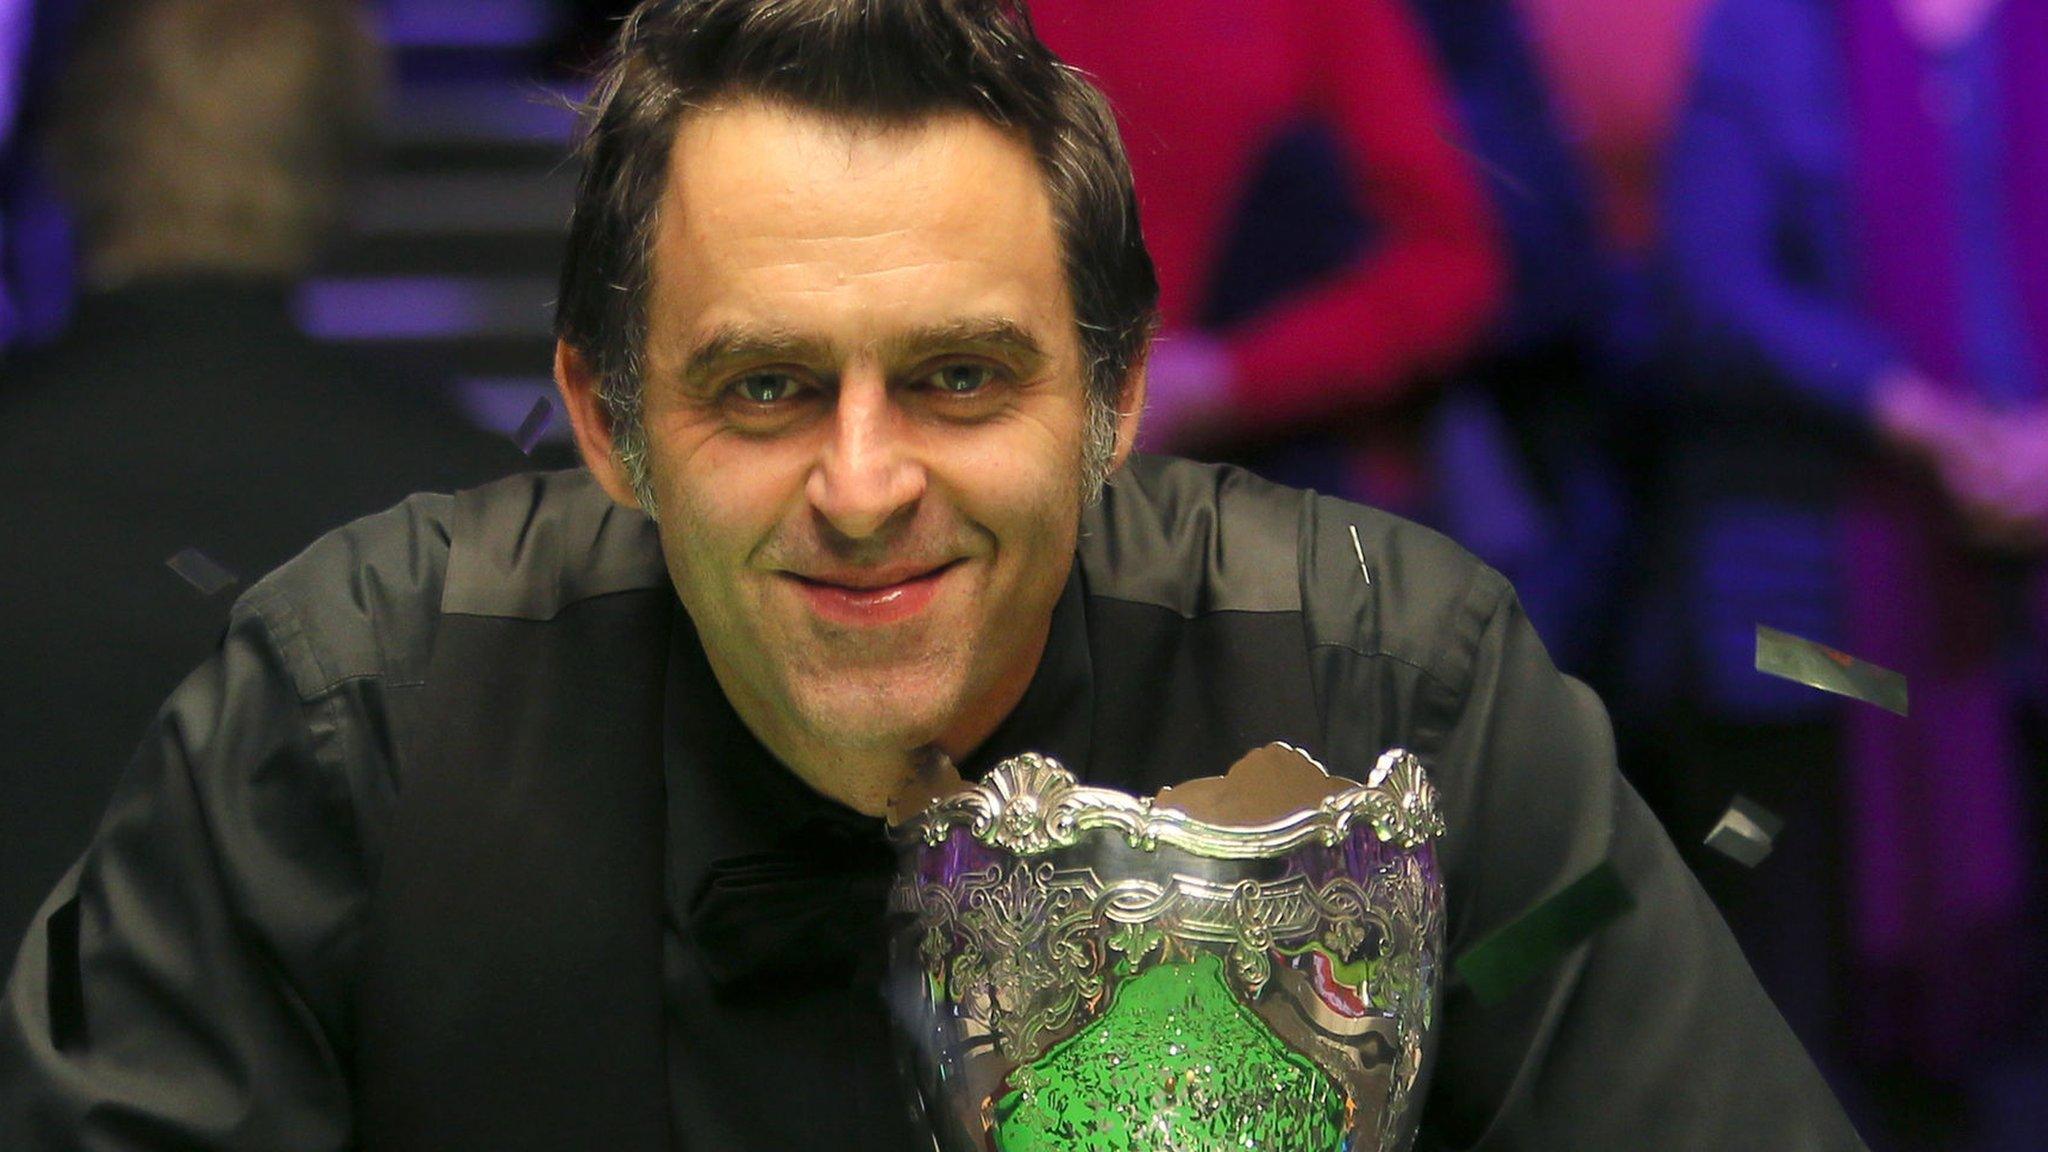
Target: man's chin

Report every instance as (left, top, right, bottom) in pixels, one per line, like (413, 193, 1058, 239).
(787, 684, 959, 758)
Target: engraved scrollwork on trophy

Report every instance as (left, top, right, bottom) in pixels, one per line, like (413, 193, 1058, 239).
(1226, 879, 1279, 997)
(894, 859, 1442, 1062)
(1100, 878, 1175, 967)
(1378, 851, 1446, 1125)
(1359, 747, 1446, 849)
(1316, 881, 1372, 961)
(939, 861, 1105, 1062)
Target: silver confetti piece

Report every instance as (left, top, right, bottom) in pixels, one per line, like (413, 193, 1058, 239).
(1454, 861, 1635, 1006)
(1754, 624, 1908, 716)
(165, 548, 239, 597)
(512, 396, 555, 455)
(1348, 524, 1373, 585)
(1704, 794, 1784, 868)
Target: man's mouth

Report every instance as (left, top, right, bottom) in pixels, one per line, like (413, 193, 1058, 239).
(785, 560, 962, 627)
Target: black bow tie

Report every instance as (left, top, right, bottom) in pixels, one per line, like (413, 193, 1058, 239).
(684, 823, 896, 993)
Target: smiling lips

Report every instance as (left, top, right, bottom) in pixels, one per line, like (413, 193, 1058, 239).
(788, 561, 959, 627)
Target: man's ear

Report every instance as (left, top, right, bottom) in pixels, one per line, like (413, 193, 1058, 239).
(1109, 351, 1149, 473)
(554, 339, 646, 512)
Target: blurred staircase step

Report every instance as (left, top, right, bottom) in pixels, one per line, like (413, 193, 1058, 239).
(299, 276, 555, 378)
(297, 275, 557, 341)
(352, 169, 578, 238)
(336, 336, 558, 380)
(380, 0, 564, 83)
(317, 3, 584, 392)
(381, 0, 558, 52)
(334, 167, 575, 277)
(384, 77, 584, 172)
(323, 232, 566, 279)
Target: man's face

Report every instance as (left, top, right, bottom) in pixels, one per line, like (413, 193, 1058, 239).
(570, 101, 1133, 789)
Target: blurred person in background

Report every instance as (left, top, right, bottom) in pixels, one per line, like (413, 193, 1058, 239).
(1513, 0, 1716, 266)
(1498, 0, 1733, 699)
(0, 0, 525, 961)
(1404, 0, 1630, 679)
(1658, 0, 2048, 1135)
(1028, 0, 1507, 525)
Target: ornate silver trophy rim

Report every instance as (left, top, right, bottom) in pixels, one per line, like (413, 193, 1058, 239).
(886, 744, 1444, 859)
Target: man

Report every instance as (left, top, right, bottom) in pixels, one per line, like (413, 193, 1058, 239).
(0, 0, 526, 960)
(0, 1, 1866, 1148)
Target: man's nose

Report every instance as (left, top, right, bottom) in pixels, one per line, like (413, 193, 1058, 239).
(805, 372, 926, 540)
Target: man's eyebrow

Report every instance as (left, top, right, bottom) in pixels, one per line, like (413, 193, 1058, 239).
(677, 316, 1050, 390)
(679, 324, 833, 390)
(879, 317, 1049, 366)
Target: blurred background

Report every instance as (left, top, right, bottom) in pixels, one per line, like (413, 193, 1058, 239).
(0, 1, 2043, 1148)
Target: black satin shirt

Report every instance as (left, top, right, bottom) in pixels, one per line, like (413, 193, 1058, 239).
(0, 458, 1870, 1150)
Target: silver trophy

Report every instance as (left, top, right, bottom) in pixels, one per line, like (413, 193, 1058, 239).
(885, 743, 1446, 1152)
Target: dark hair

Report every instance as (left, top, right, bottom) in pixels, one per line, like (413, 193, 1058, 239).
(555, 0, 1158, 467)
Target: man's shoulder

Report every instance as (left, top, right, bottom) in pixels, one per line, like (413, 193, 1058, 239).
(1086, 456, 1511, 686)
(237, 469, 665, 701)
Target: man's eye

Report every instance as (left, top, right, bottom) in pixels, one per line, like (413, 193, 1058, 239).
(925, 363, 997, 395)
(733, 373, 802, 404)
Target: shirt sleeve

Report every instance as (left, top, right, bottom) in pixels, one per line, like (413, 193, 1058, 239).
(0, 598, 365, 1151)
(1415, 580, 1867, 1149)
(1218, 0, 1509, 431)
(1660, 0, 1902, 422)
